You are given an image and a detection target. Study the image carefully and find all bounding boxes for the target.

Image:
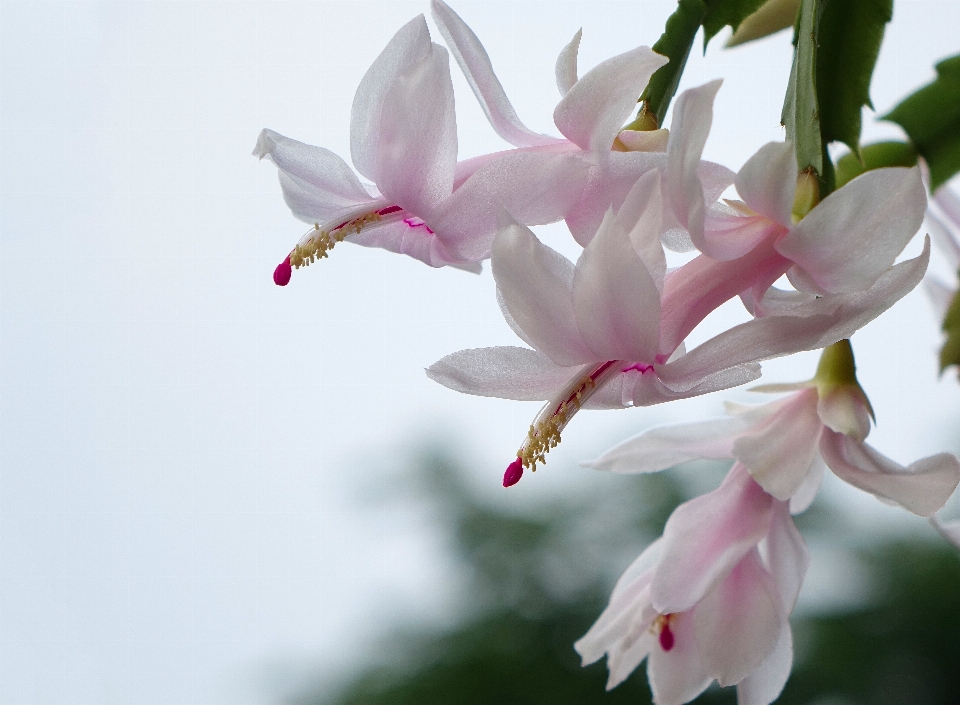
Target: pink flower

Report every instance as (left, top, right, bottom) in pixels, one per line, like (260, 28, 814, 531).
(588, 341, 960, 517)
(657, 81, 929, 353)
(576, 464, 807, 705)
(256, 4, 687, 285)
(427, 160, 932, 485)
(256, 13, 592, 284)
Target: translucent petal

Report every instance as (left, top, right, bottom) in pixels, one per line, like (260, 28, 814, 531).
(776, 167, 927, 293)
(430, 0, 559, 148)
(351, 15, 433, 181)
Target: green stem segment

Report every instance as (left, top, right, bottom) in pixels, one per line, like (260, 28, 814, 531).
(640, 0, 707, 128)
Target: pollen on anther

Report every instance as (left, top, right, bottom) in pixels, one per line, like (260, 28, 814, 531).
(274, 256, 292, 286)
(503, 458, 524, 487)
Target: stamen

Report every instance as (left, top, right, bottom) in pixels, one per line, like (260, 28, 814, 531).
(273, 206, 406, 286)
(510, 360, 623, 478)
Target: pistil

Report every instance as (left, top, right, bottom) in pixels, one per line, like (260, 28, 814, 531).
(503, 360, 624, 486)
(273, 205, 405, 286)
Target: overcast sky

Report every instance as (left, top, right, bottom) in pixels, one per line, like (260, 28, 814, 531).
(3, 1, 960, 703)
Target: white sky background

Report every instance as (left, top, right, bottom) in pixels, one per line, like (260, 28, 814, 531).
(2, 1, 960, 702)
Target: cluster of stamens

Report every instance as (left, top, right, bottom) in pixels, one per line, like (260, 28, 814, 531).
(289, 212, 383, 269)
(518, 375, 596, 472)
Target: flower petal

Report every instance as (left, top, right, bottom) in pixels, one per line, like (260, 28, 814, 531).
(555, 29, 582, 96)
(554, 46, 668, 153)
(647, 611, 713, 705)
(694, 549, 782, 687)
(431, 149, 589, 262)
(620, 170, 668, 290)
(733, 389, 824, 502)
(351, 15, 433, 181)
(491, 219, 594, 365)
(573, 209, 661, 362)
(776, 167, 927, 293)
(736, 622, 793, 705)
(659, 240, 930, 380)
(665, 80, 723, 251)
(585, 415, 750, 474)
(735, 141, 797, 227)
(425, 346, 576, 400)
(820, 430, 960, 516)
(927, 210, 960, 271)
(430, 0, 560, 148)
(253, 129, 378, 222)
(930, 513, 960, 550)
(652, 464, 774, 613)
(375, 43, 458, 217)
(565, 151, 667, 246)
(765, 500, 809, 613)
(789, 454, 825, 514)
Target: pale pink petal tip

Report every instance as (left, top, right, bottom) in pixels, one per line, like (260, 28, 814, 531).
(503, 458, 524, 487)
(274, 257, 292, 286)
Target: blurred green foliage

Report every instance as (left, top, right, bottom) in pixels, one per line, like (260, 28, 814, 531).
(294, 451, 960, 705)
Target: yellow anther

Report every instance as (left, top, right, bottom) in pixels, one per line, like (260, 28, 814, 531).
(289, 212, 383, 270)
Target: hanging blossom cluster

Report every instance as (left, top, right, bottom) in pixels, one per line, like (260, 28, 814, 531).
(255, 2, 960, 703)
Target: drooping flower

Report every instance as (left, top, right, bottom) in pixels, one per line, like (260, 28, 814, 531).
(427, 161, 932, 486)
(576, 464, 808, 705)
(256, 13, 595, 284)
(257, 4, 694, 285)
(656, 81, 929, 354)
(588, 340, 960, 517)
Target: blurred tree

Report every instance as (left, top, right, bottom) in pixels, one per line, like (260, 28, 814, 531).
(290, 450, 960, 705)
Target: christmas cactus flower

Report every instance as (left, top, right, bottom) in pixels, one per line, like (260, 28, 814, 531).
(588, 340, 960, 517)
(256, 13, 591, 284)
(576, 464, 808, 705)
(428, 164, 932, 486)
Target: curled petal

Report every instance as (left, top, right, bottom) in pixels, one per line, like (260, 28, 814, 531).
(430, 0, 559, 148)
(425, 346, 576, 400)
(765, 500, 809, 613)
(694, 548, 782, 687)
(776, 167, 927, 293)
(554, 46, 669, 153)
(491, 220, 594, 365)
(789, 454, 825, 514)
(735, 141, 797, 227)
(555, 29, 582, 96)
(253, 129, 377, 223)
(351, 15, 433, 181)
(820, 430, 960, 516)
(733, 389, 823, 501)
(665, 80, 722, 251)
(652, 464, 774, 613)
(375, 43, 457, 217)
(573, 210, 661, 362)
(736, 623, 793, 705)
(585, 415, 752, 474)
